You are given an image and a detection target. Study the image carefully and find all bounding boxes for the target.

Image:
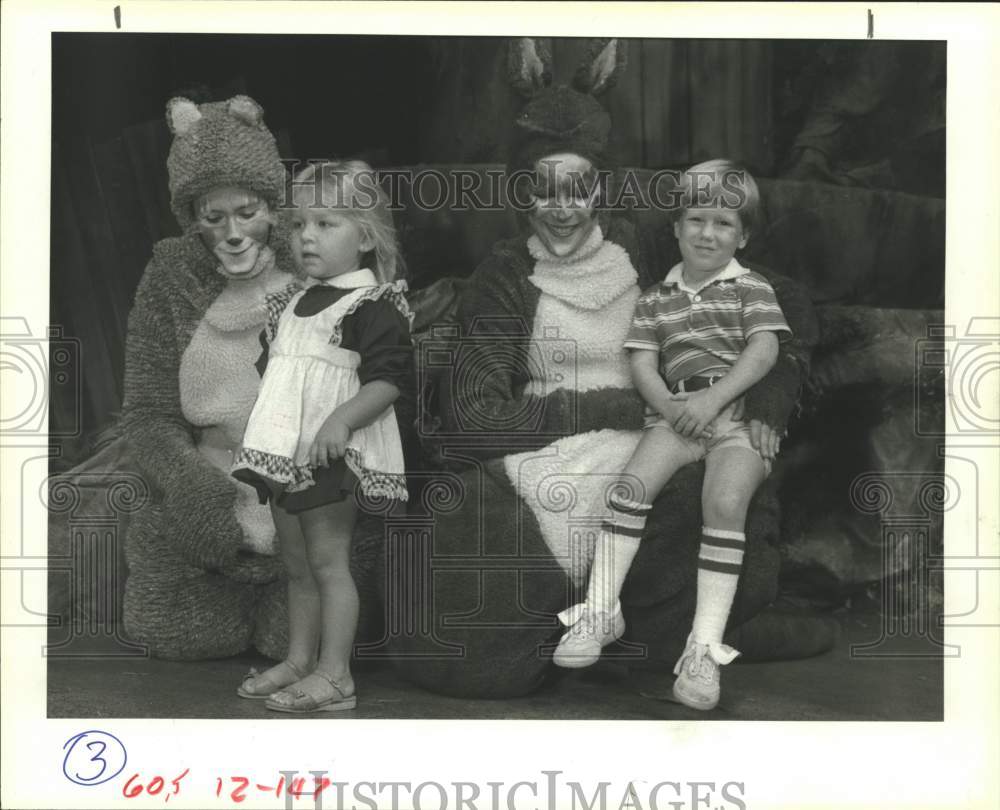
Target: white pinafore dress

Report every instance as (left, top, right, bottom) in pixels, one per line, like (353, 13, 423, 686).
(232, 276, 409, 502)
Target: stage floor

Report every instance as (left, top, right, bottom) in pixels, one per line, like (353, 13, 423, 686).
(47, 610, 943, 721)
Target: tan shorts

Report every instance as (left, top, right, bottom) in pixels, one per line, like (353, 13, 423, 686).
(642, 400, 772, 476)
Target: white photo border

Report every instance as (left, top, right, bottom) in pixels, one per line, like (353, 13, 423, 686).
(2, 2, 998, 809)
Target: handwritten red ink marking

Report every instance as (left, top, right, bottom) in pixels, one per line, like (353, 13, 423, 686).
(166, 769, 189, 802)
(229, 776, 249, 803)
(138, 771, 326, 803)
(289, 777, 308, 799)
(123, 770, 189, 801)
(123, 774, 143, 799)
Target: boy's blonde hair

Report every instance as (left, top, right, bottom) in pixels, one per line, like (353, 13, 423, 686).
(291, 160, 403, 283)
(673, 158, 761, 235)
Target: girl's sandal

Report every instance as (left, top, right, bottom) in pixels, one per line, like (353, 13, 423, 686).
(237, 660, 308, 700)
(264, 670, 357, 713)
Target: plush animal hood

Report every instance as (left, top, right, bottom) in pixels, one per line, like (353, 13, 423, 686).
(165, 95, 288, 232)
(506, 38, 626, 173)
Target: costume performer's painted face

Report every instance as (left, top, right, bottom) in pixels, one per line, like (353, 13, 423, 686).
(195, 186, 272, 278)
(528, 153, 600, 259)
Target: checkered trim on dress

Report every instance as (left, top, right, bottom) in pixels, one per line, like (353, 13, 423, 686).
(235, 448, 406, 500)
(344, 448, 408, 501)
(232, 447, 312, 488)
(284, 465, 317, 493)
(329, 281, 414, 347)
(264, 283, 303, 343)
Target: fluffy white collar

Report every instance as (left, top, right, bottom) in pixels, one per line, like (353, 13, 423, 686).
(527, 226, 638, 310)
(309, 267, 378, 289)
(203, 248, 291, 331)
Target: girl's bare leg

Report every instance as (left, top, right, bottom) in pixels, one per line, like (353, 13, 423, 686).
(271, 502, 322, 672)
(290, 496, 359, 700)
(239, 500, 319, 694)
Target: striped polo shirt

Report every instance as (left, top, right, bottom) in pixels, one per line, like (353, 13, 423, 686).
(624, 259, 791, 386)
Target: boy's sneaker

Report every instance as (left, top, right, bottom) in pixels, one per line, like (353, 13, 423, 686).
(552, 602, 625, 669)
(671, 636, 740, 711)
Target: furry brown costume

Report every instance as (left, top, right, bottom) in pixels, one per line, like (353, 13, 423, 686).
(120, 96, 301, 659)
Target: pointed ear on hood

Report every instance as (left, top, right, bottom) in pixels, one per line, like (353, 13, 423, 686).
(572, 39, 626, 97)
(226, 95, 265, 128)
(165, 97, 202, 136)
(507, 37, 553, 99)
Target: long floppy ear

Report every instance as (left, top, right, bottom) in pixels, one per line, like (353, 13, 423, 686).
(165, 97, 202, 135)
(227, 95, 265, 127)
(507, 37, 553, 98)
(572, 38, 626, 96)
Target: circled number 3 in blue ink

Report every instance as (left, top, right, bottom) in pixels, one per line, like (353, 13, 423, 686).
(63, 730, 127, 786)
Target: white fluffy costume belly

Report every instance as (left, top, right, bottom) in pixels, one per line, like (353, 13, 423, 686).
(506, 227, 644, 582)
(179, 261, 295, 554)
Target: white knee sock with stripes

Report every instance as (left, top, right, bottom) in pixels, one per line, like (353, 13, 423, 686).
(586, 494, 650, 615)
(691, 527, 746, 646)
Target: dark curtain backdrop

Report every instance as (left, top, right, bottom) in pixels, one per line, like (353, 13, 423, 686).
(49, 34, 944, 454)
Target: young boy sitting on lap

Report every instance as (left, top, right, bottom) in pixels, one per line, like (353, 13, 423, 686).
(553, 159, 791, 711)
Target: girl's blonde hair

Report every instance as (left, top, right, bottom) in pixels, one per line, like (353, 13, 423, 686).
(290, 160, 403, 283)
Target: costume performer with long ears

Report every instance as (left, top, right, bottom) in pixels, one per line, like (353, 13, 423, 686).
(392, 39, 830, 699)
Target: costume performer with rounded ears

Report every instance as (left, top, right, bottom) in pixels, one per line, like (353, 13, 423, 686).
(120, 96, 303, 660)
(392, 39, 835, 700)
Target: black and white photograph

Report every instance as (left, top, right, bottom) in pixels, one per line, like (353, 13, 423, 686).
(2, 3, 997, 810)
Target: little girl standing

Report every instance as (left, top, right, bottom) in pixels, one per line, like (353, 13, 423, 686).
(231, 160, 413, 712)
